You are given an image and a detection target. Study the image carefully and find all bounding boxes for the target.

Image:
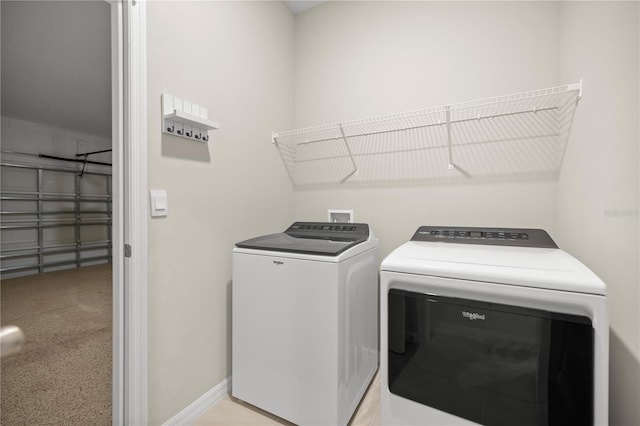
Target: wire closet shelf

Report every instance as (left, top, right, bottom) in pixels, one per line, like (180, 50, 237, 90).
(273, 81, 582, 188)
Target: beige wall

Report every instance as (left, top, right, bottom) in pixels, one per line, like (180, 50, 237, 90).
(145, 1, 639, 424)
(292, 1, 561, 259)
(557, 2, 640, 425)
(293, 1, 640, 425)
(146, 2, 294, 423)
(295, 182, 558, 259)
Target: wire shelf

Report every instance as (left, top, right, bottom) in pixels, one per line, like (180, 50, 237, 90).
(273, 82, 582, 188)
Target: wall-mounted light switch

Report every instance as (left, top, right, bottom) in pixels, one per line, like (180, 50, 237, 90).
(150, 189, 168, 217)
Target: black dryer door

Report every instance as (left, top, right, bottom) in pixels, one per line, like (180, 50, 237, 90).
(387, 289, 594, 426)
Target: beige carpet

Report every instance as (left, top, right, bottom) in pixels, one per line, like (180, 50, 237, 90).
(1, 264, 112, 426)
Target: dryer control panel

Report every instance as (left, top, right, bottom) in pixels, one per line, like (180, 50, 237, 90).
(411, 226, 557, 248)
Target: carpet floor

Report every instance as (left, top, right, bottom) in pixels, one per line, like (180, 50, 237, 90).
(1, 264, 112, 426)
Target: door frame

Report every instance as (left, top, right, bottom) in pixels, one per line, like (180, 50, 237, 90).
(110, 1, 147, 424)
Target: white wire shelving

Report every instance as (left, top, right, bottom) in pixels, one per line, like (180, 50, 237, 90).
(272, 81, 583, 188)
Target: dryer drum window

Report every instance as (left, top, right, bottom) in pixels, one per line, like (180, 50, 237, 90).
(387, 289, 594, 426)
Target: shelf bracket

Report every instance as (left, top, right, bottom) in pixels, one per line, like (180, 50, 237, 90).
(446, 106, 454, 170)
(338, 124, 359, 183)
(567, 79, 583, 100)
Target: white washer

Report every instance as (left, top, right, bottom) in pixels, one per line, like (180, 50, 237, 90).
(380, 226, 608, 426)
(233, 222, 379, 425)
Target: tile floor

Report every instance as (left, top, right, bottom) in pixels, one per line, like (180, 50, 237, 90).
(194, 371, 381, 425)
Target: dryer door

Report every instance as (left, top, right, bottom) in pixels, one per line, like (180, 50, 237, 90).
(387, 289, 594, 426)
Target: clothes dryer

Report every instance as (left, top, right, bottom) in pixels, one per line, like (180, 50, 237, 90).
(380, 226, 607, 426)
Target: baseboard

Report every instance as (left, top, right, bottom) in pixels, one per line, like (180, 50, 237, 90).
(162, 376, 231, 426)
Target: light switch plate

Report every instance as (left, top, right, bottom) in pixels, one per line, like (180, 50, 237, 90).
(150, 189, 168, 217)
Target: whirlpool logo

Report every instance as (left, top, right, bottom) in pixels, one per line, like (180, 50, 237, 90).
(462, 311, 485, 321)
(273, 260, 284, 266)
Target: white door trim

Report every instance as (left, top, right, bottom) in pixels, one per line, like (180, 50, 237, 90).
(109, 1, 125, 424)
(124, 0, 148, 424)
(111, 0, 148, 424)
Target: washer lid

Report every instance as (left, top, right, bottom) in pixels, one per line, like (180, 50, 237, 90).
(235, 222, 370, 256)
(381, 240, 606, 296)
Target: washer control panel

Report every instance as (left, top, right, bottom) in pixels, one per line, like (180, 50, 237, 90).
(288, 223, 359, 233)
(286, 222, 369, 241)
(411, 226, 557, 248)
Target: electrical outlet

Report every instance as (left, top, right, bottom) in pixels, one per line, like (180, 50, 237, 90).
(328, 209, 353, 223)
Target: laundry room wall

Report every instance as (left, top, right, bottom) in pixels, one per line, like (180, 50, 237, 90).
(291, 2, 640, 424)
(291, 1, 561, 258)
(146, 2, 294, 423)
(556, 2, 640, 425)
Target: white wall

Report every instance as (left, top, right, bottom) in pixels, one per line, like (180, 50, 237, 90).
(557, 2, 640, 425)
(293, 1, 561, 258)
(146, 2, 295, 424)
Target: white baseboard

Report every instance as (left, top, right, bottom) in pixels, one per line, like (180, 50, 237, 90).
(162, 376, 231, 426)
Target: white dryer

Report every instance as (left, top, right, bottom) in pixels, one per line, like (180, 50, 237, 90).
(233, 222, 378, 425)
(380, 226, 608, 426)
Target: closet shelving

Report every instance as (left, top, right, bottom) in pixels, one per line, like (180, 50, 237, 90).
(273, 81, 582, 188)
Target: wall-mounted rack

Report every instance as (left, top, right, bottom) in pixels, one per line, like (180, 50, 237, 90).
(273, 81, 582, 188)
(162, 94, 219, 142)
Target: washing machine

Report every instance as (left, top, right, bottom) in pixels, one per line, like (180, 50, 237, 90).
(380, 226, 608, 426)
(232, 222, 379, 425)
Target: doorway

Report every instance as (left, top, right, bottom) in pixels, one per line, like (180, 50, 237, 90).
(1, 1, 146, 423)
(1, 1, 117, 424)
